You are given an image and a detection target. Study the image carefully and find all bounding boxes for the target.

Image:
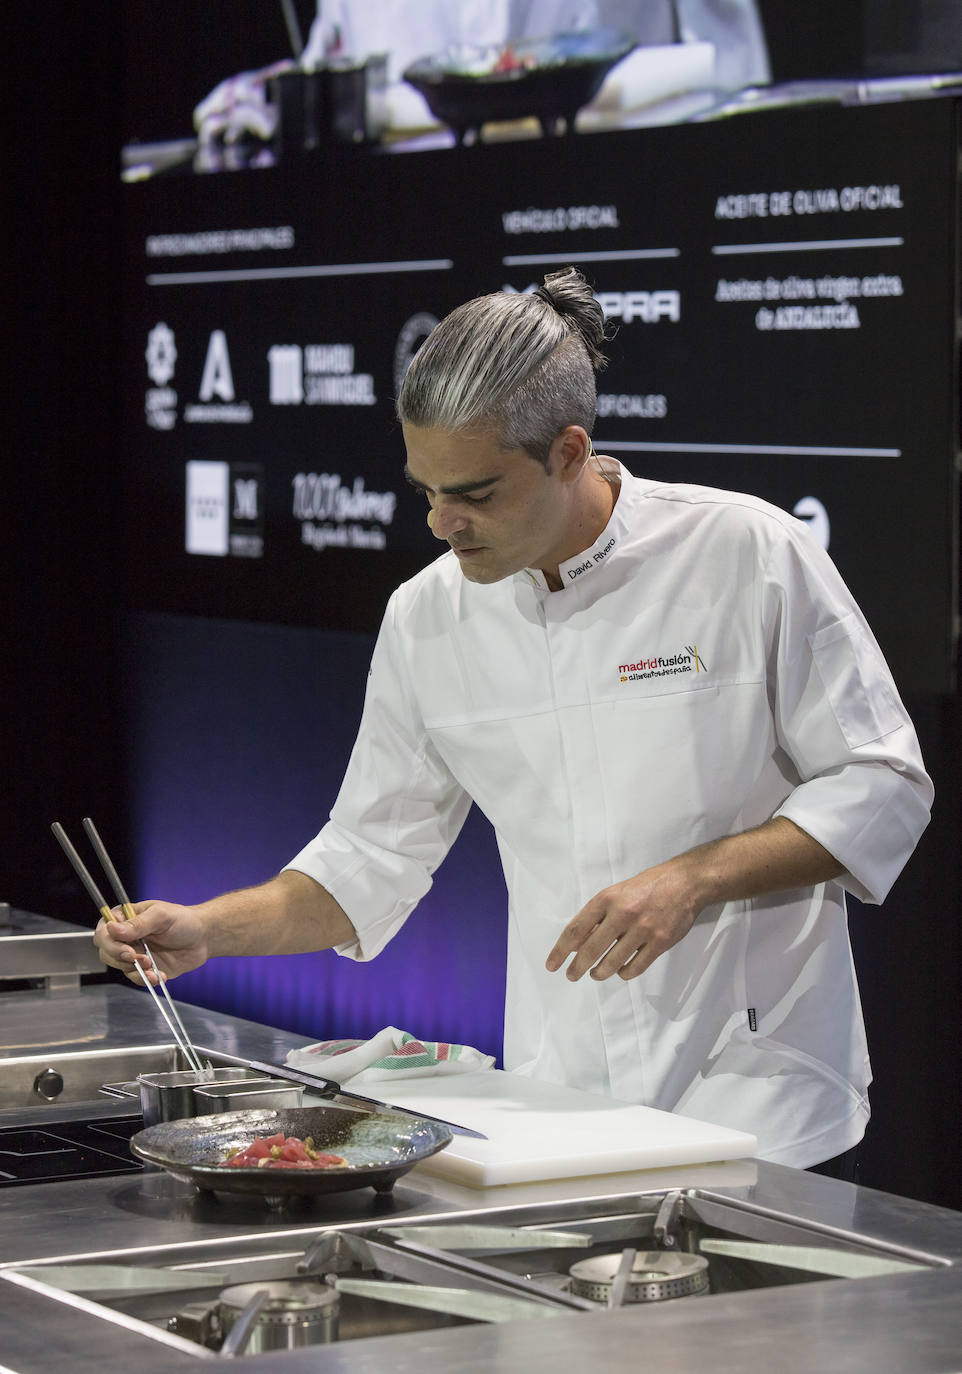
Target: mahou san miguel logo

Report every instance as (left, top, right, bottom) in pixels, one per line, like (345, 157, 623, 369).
(619, 645, 708, 683)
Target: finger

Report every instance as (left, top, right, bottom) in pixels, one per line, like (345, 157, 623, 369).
(104, 906, 162, 950)
(99, 941, 152, 976)
(614, 938, 670, 981)
(114, 948, 162, 987)
(586, 933, 645, 981)
(107, 951, 146, 980)
(106, 912, 145, 938)
(96, 938, 145, 982)
(563, 929, 628, 981)
(545, 903, 607, 972)
(131, 963, 162, 987)
(558, 904, 637, 979)
(545, 927, 585, 972)
(104, 900, 161, 941)
(96, 917, 142, 956)
(588, 931, 664, 981)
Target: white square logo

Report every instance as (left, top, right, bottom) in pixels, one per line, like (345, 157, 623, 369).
(185, 460, 229, 556)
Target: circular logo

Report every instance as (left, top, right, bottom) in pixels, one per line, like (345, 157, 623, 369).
(146, 322, 178, 386)
(393, 312, 438, 396)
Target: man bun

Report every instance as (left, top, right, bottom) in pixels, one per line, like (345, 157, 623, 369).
(536, 266, 609, 371)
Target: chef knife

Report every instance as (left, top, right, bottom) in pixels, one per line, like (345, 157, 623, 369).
(239, 1057, 489, 1140)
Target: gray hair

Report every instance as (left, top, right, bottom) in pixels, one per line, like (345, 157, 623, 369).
(396, 267, 609, 468)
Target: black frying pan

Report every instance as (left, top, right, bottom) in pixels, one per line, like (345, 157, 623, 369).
(130, 1103, 452, 1203)
(403, 29, 637, 142)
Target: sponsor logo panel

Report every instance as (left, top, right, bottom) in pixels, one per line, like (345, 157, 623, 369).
(145, 322, 178, 430)
(394, 313, 439, 393)
(185, 330, 253, 424)
(503, 283, 680, 324)
(145, 326, 385, 427)
(268, 342, 377, 407)
(185, 460, 229, 556)
(185, 460, 264, 558)
(292, 472, 397, 553)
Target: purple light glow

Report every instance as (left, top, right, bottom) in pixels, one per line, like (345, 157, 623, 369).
(122, 612, 507, 1060)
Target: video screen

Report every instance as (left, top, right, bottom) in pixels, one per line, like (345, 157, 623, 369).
(119, 2, 960, 689)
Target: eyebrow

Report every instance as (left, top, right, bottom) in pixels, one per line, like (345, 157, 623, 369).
(403, 467, 503, 497)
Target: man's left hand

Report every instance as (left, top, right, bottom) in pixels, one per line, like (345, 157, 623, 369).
(544, 818, 845, 983)
(545, 858, 701, 982)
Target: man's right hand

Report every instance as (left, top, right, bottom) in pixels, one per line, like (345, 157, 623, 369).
(95, 901, 210, 985)
(92, 870, 357, 986)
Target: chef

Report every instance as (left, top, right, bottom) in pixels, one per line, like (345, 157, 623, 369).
(96, 268, 933, 1177)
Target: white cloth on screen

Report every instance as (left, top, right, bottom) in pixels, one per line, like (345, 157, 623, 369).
(286, 465, 932, 1168)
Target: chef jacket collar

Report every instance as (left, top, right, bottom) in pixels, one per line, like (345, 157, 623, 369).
(518, 460, 636, 594)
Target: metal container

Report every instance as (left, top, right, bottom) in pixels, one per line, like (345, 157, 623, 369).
(191, 1078, 304, 1114)
(271, 61, 371, 156)
(137, 1068, 251, 1128)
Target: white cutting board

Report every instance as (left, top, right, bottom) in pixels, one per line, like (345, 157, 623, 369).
(376, 1070, 757, 1187)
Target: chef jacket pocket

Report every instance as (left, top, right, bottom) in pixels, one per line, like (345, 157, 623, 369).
(809, 614, 904, 750)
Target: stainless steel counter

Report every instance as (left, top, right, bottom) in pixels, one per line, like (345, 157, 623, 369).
(0, 979, 307, 1068)
(2, 983, 962, 1372)
(0, 905, 105, 993)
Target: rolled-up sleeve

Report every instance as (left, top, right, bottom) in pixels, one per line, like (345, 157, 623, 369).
(763, 521, 933, 904)
(284, 592, 471, 959)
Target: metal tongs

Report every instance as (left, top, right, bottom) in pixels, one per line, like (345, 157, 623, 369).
(51, 818, 209, 1075)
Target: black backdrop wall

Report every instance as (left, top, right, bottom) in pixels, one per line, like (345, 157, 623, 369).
(3, 11, 124, 912)
(3, 6, 960, 1210)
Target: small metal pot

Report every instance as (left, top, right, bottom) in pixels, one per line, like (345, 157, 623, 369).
(191, 1078, 304, 1114)
(137, 1068, 251, 1129)
(271, 61, 371, 156)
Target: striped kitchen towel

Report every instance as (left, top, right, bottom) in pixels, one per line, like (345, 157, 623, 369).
(285, 1026, 495, 1085)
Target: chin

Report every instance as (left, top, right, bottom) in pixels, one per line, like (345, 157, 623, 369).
(458, 565, 505, 585)
(454, 554, 516, 585)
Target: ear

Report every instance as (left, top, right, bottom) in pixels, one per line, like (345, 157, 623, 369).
(549, 426, 591, 484)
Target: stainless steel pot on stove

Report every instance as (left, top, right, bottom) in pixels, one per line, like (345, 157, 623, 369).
(136, 1068, 251, 1128)
(136, 1069, 304, 1128)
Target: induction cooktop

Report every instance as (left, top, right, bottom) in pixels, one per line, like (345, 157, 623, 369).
(0, 1115, 144, 1186)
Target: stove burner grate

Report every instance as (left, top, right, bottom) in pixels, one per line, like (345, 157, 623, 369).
(568, 1250, 710, 1303)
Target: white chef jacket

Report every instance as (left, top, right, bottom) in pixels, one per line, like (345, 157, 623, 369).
(287, 466, 933, 1167)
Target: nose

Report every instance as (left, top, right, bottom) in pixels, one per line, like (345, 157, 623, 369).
(428, 503, 469, 541)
